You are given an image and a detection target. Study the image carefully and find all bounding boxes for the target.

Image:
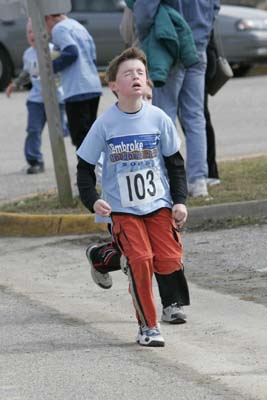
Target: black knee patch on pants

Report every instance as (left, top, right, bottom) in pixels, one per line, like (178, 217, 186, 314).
(155, 269, 190, 308)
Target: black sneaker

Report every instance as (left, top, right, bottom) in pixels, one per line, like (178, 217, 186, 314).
(27, 162, 44, 174)
(86, 245, 113, 289)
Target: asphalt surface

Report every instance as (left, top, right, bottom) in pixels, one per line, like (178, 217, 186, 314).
(1, 226, 267, 400)
(1, 75, 267, 399)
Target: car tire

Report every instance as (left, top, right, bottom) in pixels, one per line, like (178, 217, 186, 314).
(0, 47, 13, 91)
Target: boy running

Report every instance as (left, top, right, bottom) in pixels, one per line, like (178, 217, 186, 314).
(85, 79, 190, 325)
(77, 48, 188, 347)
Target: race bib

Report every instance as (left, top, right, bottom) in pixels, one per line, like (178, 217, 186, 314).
(118, 168, 164, 207)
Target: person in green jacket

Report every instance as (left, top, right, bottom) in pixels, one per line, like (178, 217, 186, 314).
(132, 0, 220, 198)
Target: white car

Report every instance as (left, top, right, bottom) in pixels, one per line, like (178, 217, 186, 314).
(0, 0, 125, 91)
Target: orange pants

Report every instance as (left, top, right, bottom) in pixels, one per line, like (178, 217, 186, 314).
(112, 208, 183, 328)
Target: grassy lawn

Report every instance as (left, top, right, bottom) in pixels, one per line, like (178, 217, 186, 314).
(188, 156, 267, 207)
(1, 156, 267, 214)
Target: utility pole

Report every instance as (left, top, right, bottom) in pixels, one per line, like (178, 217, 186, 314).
(26, 0, 73, 207)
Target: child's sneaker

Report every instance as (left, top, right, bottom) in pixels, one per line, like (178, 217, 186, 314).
(26, 162, 45, 174)
(86, 245, 112, 289)
(136, 325, 165, 347)
(162, 303, 186, 324)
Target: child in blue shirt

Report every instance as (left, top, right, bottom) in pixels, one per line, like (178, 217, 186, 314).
(5, 18, 68, 174)
(86, 81, 190, 327)
(45, 14, 102, 150)
(77, 48, 188, 347)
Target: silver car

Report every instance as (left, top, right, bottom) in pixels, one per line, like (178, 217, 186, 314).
(0, 0, 126, 91)
(1, 0, 267, 91)
(217, 4, 267, 76)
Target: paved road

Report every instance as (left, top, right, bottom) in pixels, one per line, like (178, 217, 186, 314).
(1, 224, 267, 400)
(1, 74, 267, 202)
(1, 74, 267, 399)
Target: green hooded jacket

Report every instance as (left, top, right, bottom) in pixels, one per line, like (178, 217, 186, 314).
(125, 0, 198, 87)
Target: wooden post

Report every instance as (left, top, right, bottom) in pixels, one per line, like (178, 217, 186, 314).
(26, 0, 73, 207)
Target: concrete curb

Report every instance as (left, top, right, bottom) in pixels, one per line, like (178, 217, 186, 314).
(0, 212, 107, 237)
(188, 199, 267, 228)
(0, 199, 267, 237)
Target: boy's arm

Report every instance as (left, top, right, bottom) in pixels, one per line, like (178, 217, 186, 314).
(51, 26, 79, 73)
(6, 70, 31, 97)
(164, 151, 188, 228)
(77, 156, 100, 213)
(52, 45, 78, 73)
(163, 151, 188, 205)
(14, 70, 31, 88)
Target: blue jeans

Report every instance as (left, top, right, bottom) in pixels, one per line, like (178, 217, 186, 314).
(153, 52, 208, 183)
(25, 101, 68, 165)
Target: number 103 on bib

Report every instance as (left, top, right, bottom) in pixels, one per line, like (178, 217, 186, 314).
(118, 168, 164, 207)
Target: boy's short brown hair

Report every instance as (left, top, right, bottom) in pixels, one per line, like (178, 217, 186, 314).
(106, 47, 148, 83)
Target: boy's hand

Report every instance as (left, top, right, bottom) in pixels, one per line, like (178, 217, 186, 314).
(5, 82, 16, 98)
(93, 199, 112, 217)
(172, 204, 188, 229)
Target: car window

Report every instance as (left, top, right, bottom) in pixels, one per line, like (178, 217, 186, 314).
(71, 0, 125, 12)
(221, 0, 267, 9)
